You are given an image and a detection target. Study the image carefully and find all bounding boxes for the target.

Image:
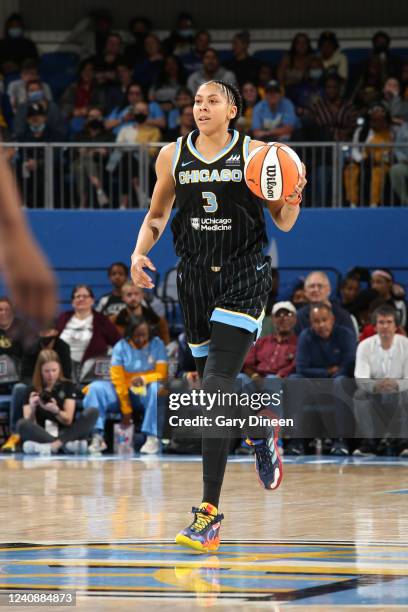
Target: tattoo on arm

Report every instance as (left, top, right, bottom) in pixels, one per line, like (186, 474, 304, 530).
(149, 224, 159, 242)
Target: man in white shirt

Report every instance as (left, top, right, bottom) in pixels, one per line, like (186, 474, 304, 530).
(353, 304, 408, 456)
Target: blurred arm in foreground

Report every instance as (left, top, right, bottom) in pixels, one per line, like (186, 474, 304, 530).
(0, 150, 57, 325)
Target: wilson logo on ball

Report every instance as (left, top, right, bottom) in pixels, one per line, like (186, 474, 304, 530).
(244, 142, 302, 201)
(266, 165, 278, 199)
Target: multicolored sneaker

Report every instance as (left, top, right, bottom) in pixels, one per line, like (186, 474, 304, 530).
(246, 426, 283, 491)
(175, 502, 224, 553)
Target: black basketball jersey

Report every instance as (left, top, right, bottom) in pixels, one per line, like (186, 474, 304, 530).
(171, 129, 268, 267)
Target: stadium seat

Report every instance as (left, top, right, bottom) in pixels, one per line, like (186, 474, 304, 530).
(39, 52, 79, 100)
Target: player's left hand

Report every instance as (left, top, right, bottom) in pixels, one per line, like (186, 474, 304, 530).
(285, 163, 307, 206)
(131, 254, 156, 289)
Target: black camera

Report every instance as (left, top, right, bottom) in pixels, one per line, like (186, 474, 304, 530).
(39, 391, 53, 404)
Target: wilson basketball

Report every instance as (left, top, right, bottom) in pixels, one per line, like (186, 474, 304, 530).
(244, 142, 303, 201)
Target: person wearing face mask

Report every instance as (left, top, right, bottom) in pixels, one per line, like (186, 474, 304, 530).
(109, 101, 161, 208)
(13, 79, 66, 140)
(163, 12, 195, 57)
(0, 13, 38, 75)
(1, 322, 71, 454)
(16, 104, 60, 208)
(7, 59, 53, 113)
(83, 319, 168, 455)
(73, 107, 114, 208)
(290, 56, 325, 123)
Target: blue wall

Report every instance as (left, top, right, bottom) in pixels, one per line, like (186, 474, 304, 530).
(25, 208, 407, 302)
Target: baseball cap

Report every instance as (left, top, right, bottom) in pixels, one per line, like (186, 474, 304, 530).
(272, 301, 297, 316)
(27, 103, 45, 118)
(265, 79, 281, 93)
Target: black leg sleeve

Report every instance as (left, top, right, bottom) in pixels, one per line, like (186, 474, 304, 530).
(201, 322, 255, 507)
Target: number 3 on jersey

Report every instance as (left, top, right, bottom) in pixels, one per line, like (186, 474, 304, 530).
(202, 191, 218, 213)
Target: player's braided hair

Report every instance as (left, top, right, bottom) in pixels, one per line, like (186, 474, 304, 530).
(204, 80, 243, 125)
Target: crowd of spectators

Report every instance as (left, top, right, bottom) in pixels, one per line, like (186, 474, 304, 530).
(0, 260, 407, 458)
(0, 12, 407, 206)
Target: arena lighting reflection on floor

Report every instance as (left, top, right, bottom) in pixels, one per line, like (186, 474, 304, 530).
(0, 541, 406, 606)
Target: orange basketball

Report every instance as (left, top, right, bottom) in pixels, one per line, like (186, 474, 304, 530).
(244, 142, 303, 201)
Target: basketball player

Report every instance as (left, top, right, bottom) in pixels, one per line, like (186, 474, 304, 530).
(0, 151, 56, 325)
(131, 80, 306, 552)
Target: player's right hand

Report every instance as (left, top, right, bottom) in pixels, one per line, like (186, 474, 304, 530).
(130, 254, 156, 289)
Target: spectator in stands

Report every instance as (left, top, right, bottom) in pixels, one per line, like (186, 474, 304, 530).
(17, 349, 98, 455)
(389, 120, 408, 204)
(291, 282, 307, 310)
(353, 305, 408, 457)
(257, 63, 274, 99)
(61, 9, 112, 60)
(83, 318, 168, 454)
(109, 101, 162, 208)
(101, 62, 134, 114)
(277, 32, 313, 92)
(251, 79, 297, 142)
(149, 55, 187, 110)
(310, 74, 356, 141)
(73, 106, 114, 208)
(57, 284, 120, 383)
(163, 12, 195, 57)
(351, 55, 383, 113)
(1, 321, 72, 453)
(242, 301, 297, 382)
(287, 302, 356, 456)
(0, 297, 24, 371)
(165, 104, 194, 140)
(114, 281, 170, 344)
(16, 104, 61, 208)
(7, 60, 52, 112)
(236, 81, 260, 133)
(14, 79, 66, 140)
(290, 56, 325, 116)
(134, 33, 164, 89)
(93, 32, 124, 87)
(295, 271, 355, 336)
(96, 262, 129, 318)
(124, 16, 152, 65)
(60, 60, 103, 130)
(182, 30, 211, 75)
(105, 82, 165, 136)
(224, 31, 260, 87)
(370, 269, 407, 329)
(317, 31, 348, 83)
(344, 104, 393, 207)
(187, 48, 237, 94)
(369, 31, 401, 80)
(340, 276, 361, 313)
(382, 77, 408, 124)
(167, 86, 194, 131)
(400, 61, 408, 100)
(0, 13, 38, 75)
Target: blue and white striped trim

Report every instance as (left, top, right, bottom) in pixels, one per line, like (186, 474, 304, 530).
(243, 135, 251, 162)
(172, 136, 183, 180)
(188, 339, 210, 358)
(187, 129, 239, 164)
(210, 307, 265, 338)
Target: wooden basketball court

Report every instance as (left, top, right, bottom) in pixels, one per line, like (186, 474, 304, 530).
(0, 454, 407, 610)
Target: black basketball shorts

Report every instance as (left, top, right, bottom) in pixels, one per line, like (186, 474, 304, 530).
(176, 253, 272, 358)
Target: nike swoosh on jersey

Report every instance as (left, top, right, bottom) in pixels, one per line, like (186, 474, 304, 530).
(181, 161, 194, 167)
(256, 263, 267, 271)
